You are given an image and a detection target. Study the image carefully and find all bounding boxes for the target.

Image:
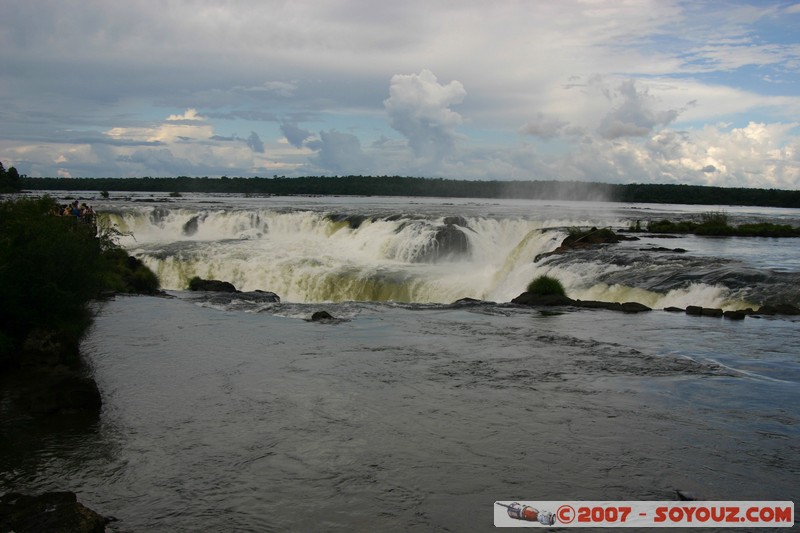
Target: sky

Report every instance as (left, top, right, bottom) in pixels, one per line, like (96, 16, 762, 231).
(1, 0, 799, 189)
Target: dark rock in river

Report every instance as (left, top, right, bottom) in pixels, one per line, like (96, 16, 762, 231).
(328, 213, 367, 229)
(310, 310, 335, 321)
(416, 224, 470, 262)
(188, 278, 237, 292)
(701, 308, 724, 318)
(252, 290, 281, 302)
(535, 227, 637, 262)
(757, 302, 800, 315)
(0, 491, 109, 533)
(664, 306, 684, 313)
(619, 302, 652, 313)
(452, 297, 495, 306)
(443, 216, 469, 227)
(575, 300, 652, 313)
(511, 293, 651, 313)
(183, 215, 200, 236)
(511, 292, 575, 306)
(723, 310, 747, 320)
(685, 305, 703, 316)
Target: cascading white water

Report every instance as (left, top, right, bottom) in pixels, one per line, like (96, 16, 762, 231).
(102, 207, 571, 303)
(100, 204, 762, 308)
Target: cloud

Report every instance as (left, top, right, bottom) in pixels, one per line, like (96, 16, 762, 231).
(106, 108, 214, 143)
(519, 114, 573, 139)
(384, 69, 466, 161)
(280, 121, 313, 148)
(597, 80, 681, 139)
(306, 129, 371, 174)
(246, 131, 264, 153)
(1, 1, 799, 188)
(166, 109, 204, 122)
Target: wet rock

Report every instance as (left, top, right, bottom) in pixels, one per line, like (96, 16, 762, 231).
(443, 216, 468, 227)
(757, 303, 800, 315)
(685, 306, 725, 318)
(511, 293, 651, 313)
(685, 305, 703, 316)
(251, 290, 281, 302)
(328, 213, 367, 229)
(183, 215, 200, 236)
(417, 224, 470, 262)
(646, 246, 688, 253)
(310, 311, 335, 321)
(452, 297, 494, 306)
(511, 292, 575, 306)
(723, 310, 747, 320)
(0, 491, 109, 533)
(21, 329, 80, 368)
(188, 278, 237, 292)
(535, 227, 636, 262)
(19, 371, 102, 416)
(664, 306, 684, 313)
(575, 300, 652, 313)
(619, 302, 652, 313)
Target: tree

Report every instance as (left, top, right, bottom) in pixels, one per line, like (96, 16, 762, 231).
(0, 162, 23, 192)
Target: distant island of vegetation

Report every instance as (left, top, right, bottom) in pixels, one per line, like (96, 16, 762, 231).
(10, 173, 800, 208)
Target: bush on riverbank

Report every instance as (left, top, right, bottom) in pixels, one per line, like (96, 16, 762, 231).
(0, 196, 159, 368)
(526, 275, 567, 297)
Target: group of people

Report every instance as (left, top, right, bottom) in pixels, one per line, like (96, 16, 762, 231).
(55, 200, 97, 227)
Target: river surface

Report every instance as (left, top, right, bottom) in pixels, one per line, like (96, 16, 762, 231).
(1, 194, 798, 531)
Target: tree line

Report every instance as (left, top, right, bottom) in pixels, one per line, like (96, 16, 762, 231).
(17, 175, 800, 208)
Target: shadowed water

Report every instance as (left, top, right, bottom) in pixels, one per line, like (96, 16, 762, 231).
(3, 294, 797, 531)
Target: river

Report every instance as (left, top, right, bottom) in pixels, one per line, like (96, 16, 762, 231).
(1, 193, 798, 531)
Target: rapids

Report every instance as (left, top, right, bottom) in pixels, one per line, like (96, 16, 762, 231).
(94, 194, 800, 309)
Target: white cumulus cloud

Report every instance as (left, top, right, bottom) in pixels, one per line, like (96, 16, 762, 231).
(384, 69, 466, 162)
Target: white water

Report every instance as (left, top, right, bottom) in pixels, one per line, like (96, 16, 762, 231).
(91, 195, 799, 309)
(105, 208, 575, 303)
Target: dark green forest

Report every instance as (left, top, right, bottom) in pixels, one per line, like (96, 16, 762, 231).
(17, 175, 800, 208)
(0, 163, 23, 193)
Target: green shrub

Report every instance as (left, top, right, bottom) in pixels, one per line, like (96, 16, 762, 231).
(526, 275, 567, 297)
(0, 196, 159, 364)
(700, 211, 728, 226)
(0, 197, 105, 344)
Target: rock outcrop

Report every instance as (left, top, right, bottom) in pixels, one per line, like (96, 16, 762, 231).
(310, 310, 335, 321)
(511, 292, 651, 313)
(188, 277, 237, 292)
(0, 492, 109, 533)
(535, 227, 638, 262)
(757, 303, 800, 315)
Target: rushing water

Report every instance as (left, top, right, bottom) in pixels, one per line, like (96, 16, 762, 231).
(2, 193, 799, 532)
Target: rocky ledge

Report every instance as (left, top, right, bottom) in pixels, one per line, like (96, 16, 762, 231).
(0, 492, 111, 533)
(188, 277, 280, 302)
(4, 329, 103, 417)
(511, 292, 651, 313)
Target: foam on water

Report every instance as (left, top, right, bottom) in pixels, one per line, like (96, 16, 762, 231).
(99, 201, 796, 309)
